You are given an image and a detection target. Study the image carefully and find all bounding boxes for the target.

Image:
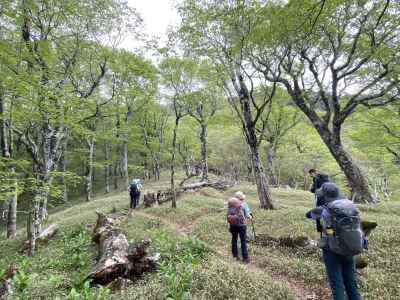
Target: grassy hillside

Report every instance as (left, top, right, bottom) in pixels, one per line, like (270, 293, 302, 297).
(0, 179, 398, 300)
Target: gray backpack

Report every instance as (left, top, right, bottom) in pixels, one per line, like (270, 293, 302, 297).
(324, 199, 364, 256)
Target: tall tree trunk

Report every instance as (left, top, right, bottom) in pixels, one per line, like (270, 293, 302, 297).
(27, 180, 50, 256)
(249, 143, 275, 209)
(287, 87, 375, 202)
(199, 123, 208, 181)
(171, 117, 180, 209)
(85, 137, 95, 201)
(239, 87, 275, 209)
(6, 172, 17, 239)
(60, 144, 68, 203)
(113, 162, 119, 190)
(155, 159, 161, 181)
(321, 132, 374, 203)
(123, 106, 132, 188)
(0, 90, 9, 158)
(37, 171, 53, 228)
(264, 143, 278, 187)
(122, 139, 129, 188)
(103, 141, 110, 193)
(1, 90, 17, 238)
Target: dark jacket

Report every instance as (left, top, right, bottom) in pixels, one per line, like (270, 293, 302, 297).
(310, 173, 329, 194)
(310, 174, 329, 232)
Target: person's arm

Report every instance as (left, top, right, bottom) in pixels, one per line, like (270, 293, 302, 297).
(306, 207, 323, 220)
(242, 203, 251, 218)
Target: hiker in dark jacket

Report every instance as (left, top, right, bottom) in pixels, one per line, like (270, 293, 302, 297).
(227, 197, 250, 264)
(309, 169, 330, 233)
(128, 178, 142, 214)
(309, 169, 330, 204)
(306, 182, 362, 300)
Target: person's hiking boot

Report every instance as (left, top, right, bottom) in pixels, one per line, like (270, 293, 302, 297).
(233, 256, 240, 261)
(243, 258, 250, 264)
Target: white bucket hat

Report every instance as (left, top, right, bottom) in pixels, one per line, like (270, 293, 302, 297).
(234, 191, 246, 200)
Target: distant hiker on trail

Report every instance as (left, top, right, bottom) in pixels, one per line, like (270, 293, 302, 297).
(128, 178, 142, 214)
(227, 197, 250, 264)
(306, 182, 363, 300)
(309, 169, 330, 205)
(309, 169, 330, 233)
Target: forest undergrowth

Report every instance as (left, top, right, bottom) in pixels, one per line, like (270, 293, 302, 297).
(0, 178, 398, 300)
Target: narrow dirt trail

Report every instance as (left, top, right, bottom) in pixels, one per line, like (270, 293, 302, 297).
(133, 209, 330, 300)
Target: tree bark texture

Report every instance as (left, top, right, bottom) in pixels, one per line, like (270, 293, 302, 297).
(170, 116, 180, 209)
(314, 124, 375, 203)
(237, 77, 275, 209)
(88, 212, 159, 285)
(85, 137, 96, 201)
(199, 123, 209, 181)
(122, 139, 129, 188)
(60, 144, 68, 203)
(103, 141, 111, 193)
(264, 143, 279, 187)
(6, 184, 17, 239)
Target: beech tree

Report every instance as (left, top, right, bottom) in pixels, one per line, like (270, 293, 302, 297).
(184, 63, 221, 181)
(159, 57, 198, 208)
(249, 0, 400, 202)
(179, 0, 276, 209)
(139, 103, 169, 181)
(0, 0, 139, 254)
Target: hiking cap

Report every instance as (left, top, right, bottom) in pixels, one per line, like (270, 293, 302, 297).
(317, 182, 341, 203)
(234, 191, 246, 200)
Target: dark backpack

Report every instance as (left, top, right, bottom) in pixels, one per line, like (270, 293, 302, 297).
(130, 182, 139, 195)
(324, 199, 364, 256)
(227, 206, 245, 226)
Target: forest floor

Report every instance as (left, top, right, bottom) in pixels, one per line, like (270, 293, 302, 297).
(0, 177, 399, 299)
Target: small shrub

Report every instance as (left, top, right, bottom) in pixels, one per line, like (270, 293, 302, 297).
(155, 232, 206, 300)
(63, 281, 110, 300)
(62, 226, 92, 270)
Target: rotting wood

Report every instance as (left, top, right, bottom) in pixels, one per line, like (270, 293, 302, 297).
(22, 223, 60, 253)
(87, 211, 159, 286)
(250, 221, 377, 269)
(144, 179, 234, 207)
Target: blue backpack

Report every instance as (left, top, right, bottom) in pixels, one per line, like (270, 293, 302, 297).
(324, 199, 364, 256)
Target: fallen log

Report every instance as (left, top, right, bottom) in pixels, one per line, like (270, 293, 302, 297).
(22, 223, 60, 253)
(250, 220, 377, 270)
(87, 211, 159, 286)
(144, 179, 234, 207)
(180, 179, 233, 191)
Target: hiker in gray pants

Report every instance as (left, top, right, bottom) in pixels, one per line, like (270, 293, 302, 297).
(306, 183, 362, 300)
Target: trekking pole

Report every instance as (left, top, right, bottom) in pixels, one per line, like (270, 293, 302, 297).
(250, 214, 256, 241)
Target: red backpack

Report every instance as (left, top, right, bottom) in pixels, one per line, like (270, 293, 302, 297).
(227, 206, 245, 225)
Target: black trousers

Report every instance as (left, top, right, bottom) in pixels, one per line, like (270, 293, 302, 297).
(130, 192, 140, 209)
(229, 225, 248, 260)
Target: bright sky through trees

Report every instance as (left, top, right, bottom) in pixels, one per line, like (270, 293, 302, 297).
(121, 0, 179, 50)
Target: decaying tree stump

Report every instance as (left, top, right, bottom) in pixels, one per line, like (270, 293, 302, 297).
(87, 211, 159, 286)
(144, 179, 233, 207)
